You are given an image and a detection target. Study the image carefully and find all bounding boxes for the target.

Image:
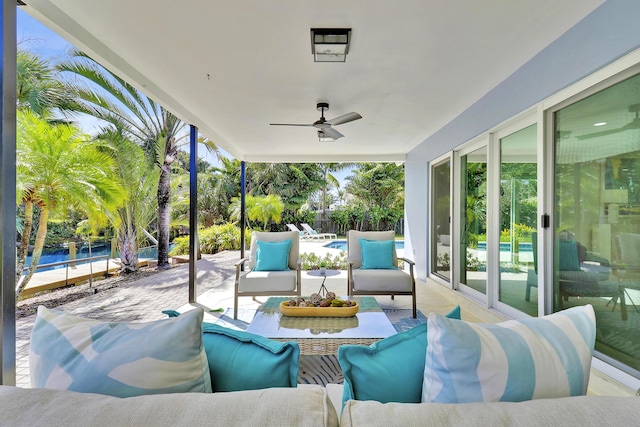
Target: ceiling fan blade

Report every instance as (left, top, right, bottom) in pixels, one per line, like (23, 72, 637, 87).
(326, 112, 362, 126)
(322, 127, 344, 139)
(269, 123, 314, 127)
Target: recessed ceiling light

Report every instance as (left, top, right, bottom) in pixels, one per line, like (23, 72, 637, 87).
(593, 122, 607, 127)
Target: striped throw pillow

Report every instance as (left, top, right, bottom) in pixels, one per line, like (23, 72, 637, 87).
(422, 304, 595, 403)
(30, 306, 212, 397)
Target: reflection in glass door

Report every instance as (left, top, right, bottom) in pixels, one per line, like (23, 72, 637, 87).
(554, 71, 640, 375)
(460, 146, 487, 294)
(432, 160, 451, 281)
(498, 125, 538, 316)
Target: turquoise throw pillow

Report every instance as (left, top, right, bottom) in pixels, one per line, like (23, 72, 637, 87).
(422, 304, 596, 403)
(30, 306, 211, 397)
(338, 305, 460, 405)
(559, 240, 581, 271)
(164, 311, 300, 392)
(254, 239, 291, 271)
(358, 238, 396, 269)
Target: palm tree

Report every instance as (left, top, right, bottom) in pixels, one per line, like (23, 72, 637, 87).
(57, 50, 218, 269)
(318, 163, 354, 220)
(98, 128, 159, 273)
(229, 194, 284, 231)
(15, 49, 75, 283)
(15, 110, 125, 295)
(17, 49, 74, 117)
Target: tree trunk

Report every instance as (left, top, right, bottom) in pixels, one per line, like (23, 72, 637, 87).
(15, 200, 34, 285)
(118, 223, 139, 273)
(156, 163, 172, 269)
(16, 207, 49, 298)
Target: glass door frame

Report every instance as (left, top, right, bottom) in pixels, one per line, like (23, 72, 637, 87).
(454, 136, 490, 303)
(491, 113, 541, 319)
(429, 153, 453, 286)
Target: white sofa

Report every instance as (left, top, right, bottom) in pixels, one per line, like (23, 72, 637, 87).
(1, 384, 638, 427)
(0, 384, 339, 427)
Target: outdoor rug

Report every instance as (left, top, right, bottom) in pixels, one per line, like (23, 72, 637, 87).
(216, 307, 427, 385)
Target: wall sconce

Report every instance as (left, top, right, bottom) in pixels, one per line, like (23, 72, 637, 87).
(318, 131, 336, 142)
(311, 28, 351, 62)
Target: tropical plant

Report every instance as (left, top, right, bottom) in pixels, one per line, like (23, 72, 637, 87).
(17, 49, 73, 117)
(170, 223, 243, 256)
(98, 128, 159, 273)
(316, 163, 354, 218)
(229, 194, 284, 231)
(247, 163, 324, 221)
(57, 50, 219, 269)
(15, 110, 124, 295)
(345, 163, 404, 230)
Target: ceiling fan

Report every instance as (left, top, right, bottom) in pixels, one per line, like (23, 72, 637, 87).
(577, 104, 640, 140)
(270, 102, 362, 140)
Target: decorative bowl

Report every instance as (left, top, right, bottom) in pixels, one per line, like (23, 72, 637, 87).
(279, 301, 359, 317)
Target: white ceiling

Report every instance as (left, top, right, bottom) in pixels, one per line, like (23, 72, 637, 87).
(23, 0, 605, 163)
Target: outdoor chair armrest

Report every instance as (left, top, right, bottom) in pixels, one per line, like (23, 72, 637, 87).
(398, 257, 415, 266)
(235, 257, 249, 268)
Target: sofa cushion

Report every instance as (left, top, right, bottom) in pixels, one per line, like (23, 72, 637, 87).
(422, 304, 595, 403)
(164, 310, 299, 392)
(254, 239, 292, 271)
(339, 306, 460, 405)
(0, 384, 339, 427)
(340, 395, 640, 427)
(358, 238, 396, 269)
(30, 306, 211, 397)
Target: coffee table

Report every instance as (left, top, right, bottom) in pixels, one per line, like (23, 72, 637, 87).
(245, 296, 397, 355)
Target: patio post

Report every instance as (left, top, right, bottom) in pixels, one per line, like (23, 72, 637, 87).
(188, 125, 198, 303)
(240, 161, 246, 265)
(0, 0, 17, 386)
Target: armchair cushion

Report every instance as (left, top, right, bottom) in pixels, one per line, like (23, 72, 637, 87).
(30, 306, 211, 397)
(339, 306, 460, 406)
(351, 269, 412, 292)
(422, 304, 596, 404)
(254, 239, 292, 271)
(359, 239, 397, 270)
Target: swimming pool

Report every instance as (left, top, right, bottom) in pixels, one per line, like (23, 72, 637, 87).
(323, 240, 405, 251)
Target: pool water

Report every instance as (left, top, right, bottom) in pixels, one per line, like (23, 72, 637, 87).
(324, 240, 404, 251)
(23, 244, 162, 273)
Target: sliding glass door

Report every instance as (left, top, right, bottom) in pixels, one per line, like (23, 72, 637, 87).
(431, 159, 451, 281)
(554, 71, 640, 376)
(459, 145, 487, 295)
(498, 124, 538, 316)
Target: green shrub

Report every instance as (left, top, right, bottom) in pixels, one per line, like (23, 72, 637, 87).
(170, 223, 249, 256)
(300, 252, 347, 270)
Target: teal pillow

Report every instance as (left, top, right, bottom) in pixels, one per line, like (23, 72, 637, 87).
(254, 239, 292, 271)
(30, 306, 211, 397)
(164, 311, 300, 392)
(422, 305, 595, 403)
(338, 305, 460, 405)
(358, 238, 396, 269)
(559, 240, 580, 271)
